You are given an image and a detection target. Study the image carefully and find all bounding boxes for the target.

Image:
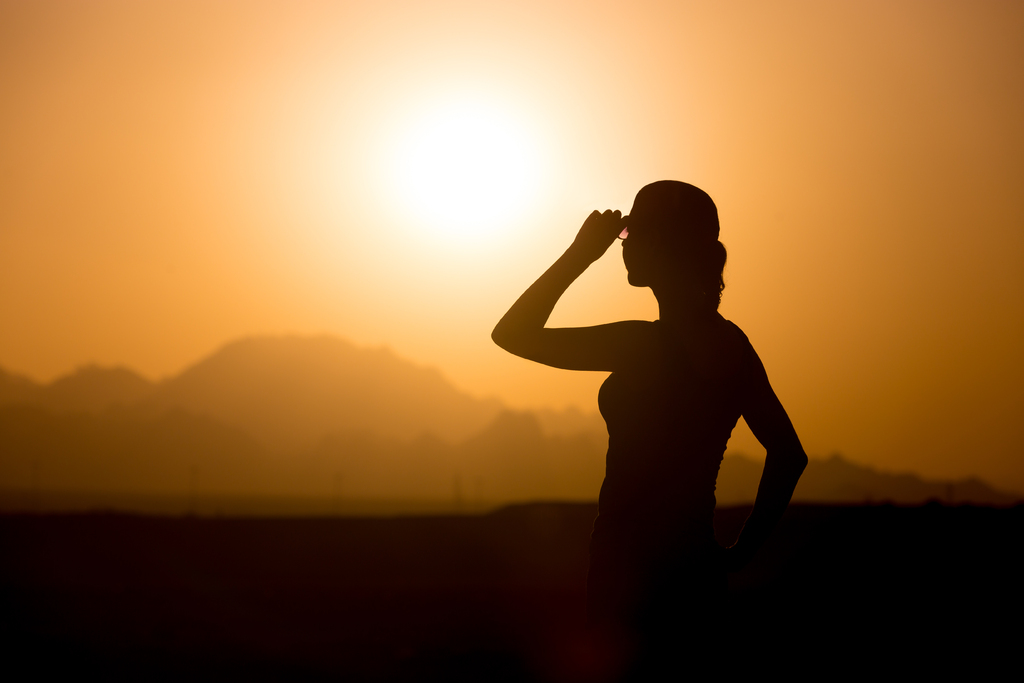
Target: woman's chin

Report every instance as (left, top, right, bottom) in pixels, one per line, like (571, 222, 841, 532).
(626, 272, 649, 288)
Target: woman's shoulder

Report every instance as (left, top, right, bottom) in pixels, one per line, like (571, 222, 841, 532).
(718, 318, 759, 364)
(718, 319, 769, 390)
(720, 318, 754, 349)
(710, 317, 751, 374)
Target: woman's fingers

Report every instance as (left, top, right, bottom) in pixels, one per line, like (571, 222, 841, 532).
(571, 210, 623, 262)
(588, 209, 624, 239)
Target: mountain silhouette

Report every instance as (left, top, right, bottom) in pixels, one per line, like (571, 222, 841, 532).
(0, 336, 1019, 511)
(138, 336, 503, 451)
(0, 404, 266, 496)
(299, 410, 605, 502)
(0, 365, 154, 414)
(795, 453, 1019, 505)
(718, 452, 1020, 506)
(456, 410, 605, 500)
(0, 368, 40, 406)
(0, 337, 601, 451)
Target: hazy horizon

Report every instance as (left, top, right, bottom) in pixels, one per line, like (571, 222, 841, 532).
(1, 331, 1020, 504)
(3, 332, 1018, 513)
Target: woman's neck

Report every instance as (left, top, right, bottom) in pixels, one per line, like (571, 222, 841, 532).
(654, 286, 715, 326)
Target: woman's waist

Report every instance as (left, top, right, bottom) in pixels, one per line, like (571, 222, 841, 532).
(598, 454, 720, 507)
(591, 504, 717, 549)
(589, 515, 719, 579)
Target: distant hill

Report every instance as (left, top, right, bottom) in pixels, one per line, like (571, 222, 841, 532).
(0, 338, 603, 451)
(0, 404, 268, 496)
(1, 336, 510, 450)
(0, 368, 42, 406)
(0, 365, 155, 414)
(138, 336, 504, 450)
(532, 407, 607, 438)
(457, 410, 605, 500)
(303, 410, 606, 501)
(796, 454, 1020, 505)
(717, 453, 1020, 507)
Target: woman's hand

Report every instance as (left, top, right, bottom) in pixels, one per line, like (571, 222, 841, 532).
(717, 542, 755, 573)
(567, 209, 625, 264)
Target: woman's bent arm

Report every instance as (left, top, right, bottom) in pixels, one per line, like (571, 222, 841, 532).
(723, 445, 807, 571)
(724, 349, 808, 570)
(492, 210, 646, 371)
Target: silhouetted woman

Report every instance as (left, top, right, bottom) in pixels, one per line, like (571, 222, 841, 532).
(492, 181, 807, 679)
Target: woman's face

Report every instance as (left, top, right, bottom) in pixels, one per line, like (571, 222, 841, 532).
(620, 216, 663, 288)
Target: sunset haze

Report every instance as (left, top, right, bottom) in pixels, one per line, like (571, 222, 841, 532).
(2, 1, 1022, 491)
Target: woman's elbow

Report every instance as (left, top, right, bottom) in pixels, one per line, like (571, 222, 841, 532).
(768, 445, 808, 476)
(788, 449, 809, 476)
(491, 323, 524, 355)
(491, 323, 512, 351)
(491, 324, 540, 361)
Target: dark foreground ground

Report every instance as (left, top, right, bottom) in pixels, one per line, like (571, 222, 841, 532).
(1, 503, 1020, 681)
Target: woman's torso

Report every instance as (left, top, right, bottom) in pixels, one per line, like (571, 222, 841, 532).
(594, 316, 752, 555)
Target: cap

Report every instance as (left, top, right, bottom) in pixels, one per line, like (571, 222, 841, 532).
(623, 181, 719, 243)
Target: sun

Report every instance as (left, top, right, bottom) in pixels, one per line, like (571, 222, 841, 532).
(390, 98, 546, 244)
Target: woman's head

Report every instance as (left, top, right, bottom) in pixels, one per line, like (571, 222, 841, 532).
(621, 181, 727, 310)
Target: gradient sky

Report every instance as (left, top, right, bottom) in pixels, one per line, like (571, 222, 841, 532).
(2, 1, 1022, 489)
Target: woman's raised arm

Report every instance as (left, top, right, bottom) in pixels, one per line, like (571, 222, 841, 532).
(492, 210, 649, 372)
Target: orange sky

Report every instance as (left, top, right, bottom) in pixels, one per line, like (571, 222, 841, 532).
(1, 1, 1022, 489)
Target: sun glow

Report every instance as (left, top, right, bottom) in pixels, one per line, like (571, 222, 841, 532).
(390, 98, 547, 243)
